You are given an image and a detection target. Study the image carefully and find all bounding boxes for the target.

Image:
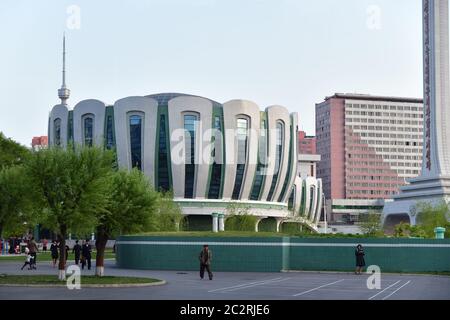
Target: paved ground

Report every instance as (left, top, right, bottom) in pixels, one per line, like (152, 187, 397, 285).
(0, 260, 449, 300)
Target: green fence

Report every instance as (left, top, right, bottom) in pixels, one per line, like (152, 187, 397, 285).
(116, 236, 450, 273)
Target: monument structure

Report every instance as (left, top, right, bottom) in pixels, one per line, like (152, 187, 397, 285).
(383, 0, 450, 227)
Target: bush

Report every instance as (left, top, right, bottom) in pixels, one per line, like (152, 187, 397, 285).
(415, 201, 450, 238)
(225, 215, 257, 232)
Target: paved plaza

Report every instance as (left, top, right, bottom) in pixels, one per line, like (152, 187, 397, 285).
(0, 260, 449, 300)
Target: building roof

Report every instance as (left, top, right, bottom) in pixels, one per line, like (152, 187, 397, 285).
(146, 93, 222, 106)
(324, 93, 423, 104)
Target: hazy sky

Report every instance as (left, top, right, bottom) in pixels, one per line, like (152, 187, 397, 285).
(0, 0, 423, 147)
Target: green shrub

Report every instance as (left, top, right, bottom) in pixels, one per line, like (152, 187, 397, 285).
(225, 215, 257, 232)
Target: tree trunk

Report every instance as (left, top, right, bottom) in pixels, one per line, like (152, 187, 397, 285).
(95, 228, 108, 277)
(57, 225, 67, 281)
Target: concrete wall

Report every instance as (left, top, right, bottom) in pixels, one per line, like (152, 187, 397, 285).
(116, 236, 450, 273)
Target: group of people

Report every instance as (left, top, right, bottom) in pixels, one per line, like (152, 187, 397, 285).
(49, 239, 92, 270)
(20, 239, 93, 271)
(18, 239, 366, 278)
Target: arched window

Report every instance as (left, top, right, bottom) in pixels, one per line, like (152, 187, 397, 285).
(184, 113, 199, 199)
(267, 121, 284, 201)
(54, 118, 62, 146)
(82, 115, 94, 147)
(129, 114, 143, 170)
(232, 117, 249, 200)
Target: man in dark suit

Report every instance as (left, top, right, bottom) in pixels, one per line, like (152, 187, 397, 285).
(81, 240, 92, 270)
(72, 240, 82, 265)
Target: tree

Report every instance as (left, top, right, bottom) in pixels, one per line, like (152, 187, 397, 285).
(0, 133, 32, 237)
(0, 132, 30, 168)
(95, 169, 160, 276)
(26, 146, 114, 280)
(0, 166, 36, 238)
(156, 190, 183, 231)
(415, 201, 450, 238)
(359, 212, 383, 237)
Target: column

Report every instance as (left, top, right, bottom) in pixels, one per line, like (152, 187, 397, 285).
(218, 213, 225, 232)
(212, 213, 219, 233)
(276, 218, 284, 233)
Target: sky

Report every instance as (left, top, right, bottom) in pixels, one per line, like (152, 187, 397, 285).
(0, 0, 423, 147)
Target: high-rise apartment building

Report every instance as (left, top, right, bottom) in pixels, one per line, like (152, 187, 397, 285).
(316, 93, 424, 223)
(298, 131, 316, 155)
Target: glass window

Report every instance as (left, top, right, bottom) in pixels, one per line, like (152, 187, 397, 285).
(129, 115, 143, 170)
(54, 118, 61, 146)
(208, 116, 223, 199)
(83, 116, 94, 147)
(158, 114, 170, 192)
(267, 121, 284, 201)
(184, 114, 198, 199)
(288, 187, 295, 211)
(250, 119, 267, 200)
(232, 118, 249, 200)
(68, 112, 73, 144)
(106, 115, 114, 150)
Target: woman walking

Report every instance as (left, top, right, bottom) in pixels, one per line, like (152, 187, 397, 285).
(355, 244, 365, 275)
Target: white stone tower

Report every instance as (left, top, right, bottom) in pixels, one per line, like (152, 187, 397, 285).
(383, 0, 450, 227)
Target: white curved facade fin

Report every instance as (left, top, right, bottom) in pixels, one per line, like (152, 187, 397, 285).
(113, 96, 159, 185)
(73, 99, 106, 147)
(168, 96, 213, 199)
(222, 100, 260, 200)
(49, 104, 69, 148)
(280, 113, 299, 203)
(260, 106, 291, 201)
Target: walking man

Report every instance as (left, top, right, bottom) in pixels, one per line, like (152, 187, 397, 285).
(28, 237, 38, 270)
(72, 240, 82, 265)
(81, 239, 92, 270)
(199, 244, 213, 280)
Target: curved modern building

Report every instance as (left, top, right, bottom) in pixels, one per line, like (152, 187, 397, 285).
(48, 91, 323, 232)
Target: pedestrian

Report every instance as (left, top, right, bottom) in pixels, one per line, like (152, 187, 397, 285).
(198, 244, 213, 280)
(355, 244, 366, 275)
(72, 240, 82, 265)
(21, 247, 32, 270)
(81, 239, 92, 270)
(42, 238, 48, 252)
(64, 244, 70, 266)
(50, 240, 59, 268)
(28, 237, 38, 269)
